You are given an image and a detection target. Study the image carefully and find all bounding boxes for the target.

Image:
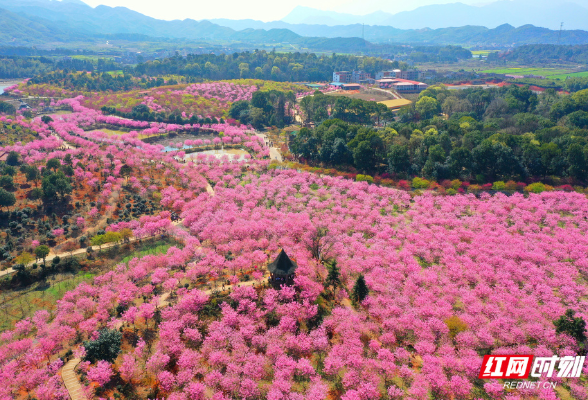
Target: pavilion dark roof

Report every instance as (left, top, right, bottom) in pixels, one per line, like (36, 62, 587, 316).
(267, 249, 298, 276)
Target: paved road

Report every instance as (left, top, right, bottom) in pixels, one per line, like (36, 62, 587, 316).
(269, 147, 283, 162)
(255, 132, 283, 162)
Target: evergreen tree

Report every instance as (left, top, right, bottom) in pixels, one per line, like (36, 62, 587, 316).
(83, 329, 122, 363)
(0, 188, 16, 210)
(554, 309, 587, 344)
(326, 260, 341, 291)
(352, 274, 369, 304)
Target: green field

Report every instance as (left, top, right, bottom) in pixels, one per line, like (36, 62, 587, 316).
(0, 270, 96, 331)
(87, 127, 166, 140)
(471, 50, 499, 56)
(71, 55, 115, 61)
(546, 71, 588, 79)
(121, 242, 172, 264)
(480, 67, 572, 76)
(480, 67, 588, 80)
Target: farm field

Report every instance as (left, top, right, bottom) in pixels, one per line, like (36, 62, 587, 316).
(71, 55, 115, 61)
(480, 67, 574, 76)
(326, 90, 393, 102)
(479, 66, 588, 79)
(471, 50, 499, 55)
(547, 70, 588, 79)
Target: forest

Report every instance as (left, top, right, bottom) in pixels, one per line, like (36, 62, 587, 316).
(14, 51, 403, 84)
(291, 85, 588, 185)
(132, 51, 400, 83)
(501, 44, 588, 64)
(0, 56, 120, 79)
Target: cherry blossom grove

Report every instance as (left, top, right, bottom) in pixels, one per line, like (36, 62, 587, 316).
(1, 82, 588, 400)
(2, 141, 588, 400)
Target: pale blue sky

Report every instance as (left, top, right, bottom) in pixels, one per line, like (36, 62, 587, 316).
(81, 0, 484, 22)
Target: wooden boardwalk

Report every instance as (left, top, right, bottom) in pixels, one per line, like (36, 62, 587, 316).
(62, 358, 87, 400)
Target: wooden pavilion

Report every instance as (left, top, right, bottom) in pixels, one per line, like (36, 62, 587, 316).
(267, 249, 298, 288)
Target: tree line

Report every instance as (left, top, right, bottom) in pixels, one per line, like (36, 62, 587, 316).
(102, 104, 224, 125)
(24, 51, 404, 90)
(290, 84, 588, 185)
(228, 90, 297, 129)
(134, 51, 402, 82)
(0, 56, 120, 79)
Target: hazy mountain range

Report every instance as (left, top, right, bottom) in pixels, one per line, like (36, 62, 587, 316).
(279, 1, 588, 30)
(2, 0, 588, 48)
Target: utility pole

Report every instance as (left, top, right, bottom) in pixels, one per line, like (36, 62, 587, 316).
(558, 22, 564, 45)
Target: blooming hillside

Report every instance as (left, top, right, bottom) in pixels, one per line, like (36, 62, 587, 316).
(12, 80, 309, 120)
(1, 79, 588, 400)
(1, 151, 588, 399)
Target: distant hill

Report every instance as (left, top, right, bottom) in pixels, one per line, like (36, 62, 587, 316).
(502, 44, 588, 64)
(0, 0, 235, 41)
(212, 20, 588, 46)
(281, 1, 588, 31)
(2, 0, 588, 49)
(0, 7, 89, 44)
(228, 28, 301, 43)
(0, 3, 370, 51)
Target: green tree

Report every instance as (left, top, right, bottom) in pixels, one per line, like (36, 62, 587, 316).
(251, 91, 272, 114)
(249, 107, 266, 130)
(0, 101, 16, 114)
(91, 234, 106, 251)
(120, 164, 132, 181)
(352, 274, 369, 304)
(41, 115, 53, 124)
(34, 245, 50, 266)
(353, 141, 377, 173)
(6, 151, 20, 166)
(25, 165, 40, 186)
(472, 140, 521, 181)
(46, 158, 61, 171)
(422, 144, 448, 179)
(238, 62, 249, 78)
(0, 175, 14, 190)
(0, 188, 16, 210)
(325, 260, 341, 291)
(42, 171, 72, 202)
(447, 147, 472, 178)
(29, 187, 43, 201)
(330, 138, 352, 165)
(388, 145, 410, 177)
(415, 96, 440, 120)
(539, 142, 563, 177)
(83, 329, 122, 363)
(568, 143, 587, 180)
(103, 231, 122, 244)
(228, 100, 250, 121)
(15, 251, 34, 266)
(554, 309, 586, 345)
